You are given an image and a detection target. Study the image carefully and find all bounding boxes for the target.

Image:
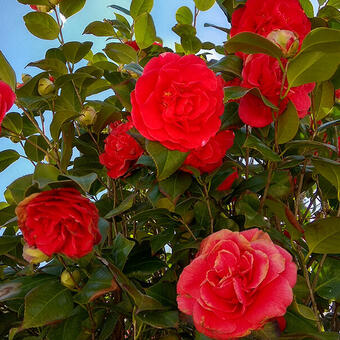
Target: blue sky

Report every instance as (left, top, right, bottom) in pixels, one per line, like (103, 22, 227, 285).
(0, 0, 317, 201)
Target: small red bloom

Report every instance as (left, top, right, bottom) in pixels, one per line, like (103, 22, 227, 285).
(217, 170, 239, 191)
(30, 5, 38, 10)
(16, 188, 101, 259)
(182, 130, 235, 174)
(177, 228, 297, 339)
(0, 81, 16, 134)
(125, 40, 139, 51)
(131, 53, 224, 152)
(99, 119, 143, 179)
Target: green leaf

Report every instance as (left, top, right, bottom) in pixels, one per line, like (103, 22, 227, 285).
(27, 58, 68, 74)
(23, 12, 60, 40)
(60, 122, 74, 171)
(305, 217, 340, 254)
(277, 102, 300, 144)
(74, 265, 118, 304)
(23, 281, 73, 328)
(50, 110, 78, 141)
(137, 310, 179, 328)
(110, 233, 135, 270)
(59, 0, 86, 18)
(0, 236, 21, 255)
(159, 173, 192, 202)
(176, 6, 193, 25)
(1, 112, 23, 136)
(181, 35, 202, 54)
(104, 43, 138, 64)
(135, 13, 156, 49)
(285, 140, 337, 154)
(313, 158, 340, 199)
(0, 150, 20, 173)
(0, 50, 16, 90)
(64, 173, 98, 192)
(130, 0, 154, 19)
(33, 163, 60, 188)
(287, 28, 340, 87)
(7, 175, 33, 204)
(299, 0, 314, 17)
(24, 135, 49, 162)
(210, 55, 242, 78)
(314, 81, 335, 121)
(224, 32, 282, 59)
(146, 281, 177, 307)
(146, 141, 188, 181)
(315, 257, 340, 302)
(150, 227, 175, 255)
(243, 135, 281, 162)
(194, 0, 216, 11)
(61, 41, 93, 64)
(83, 21, 115, 37)
(104, 194, 136, 218)
(224, 86, 278, 110)
(108, 5, 131, 16)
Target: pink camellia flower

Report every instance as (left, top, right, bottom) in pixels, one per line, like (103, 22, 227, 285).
(0, 81, 16, 134)
(177, 228, 297, 339)
(238, 54, 314, 127)
(182, 130, 235, 174)
(230, 0, 311, 47)
(217, 170, 239, 191)
(99, 119, 144, 179)
(131, 53, 224, 152)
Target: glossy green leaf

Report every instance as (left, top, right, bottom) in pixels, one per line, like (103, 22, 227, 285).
(305, 217, 340, 254)
(108, 4, 131, 16)
(224, 32, 282, 59)
(135, 13, 156, 49)
(243, 135, 281, 162)
(61, 41, 93, 64)
(0, 150, 20, 173)
(194, 0, 216, 11)
(23, 281, 73, 329)
(130, 0, 154, 18)
(24, 135, 49, 162)
(137, 310, 179, 328)
(50, 110, 78, 141)
(59, 0, 86, 18)
(74, 265, 118, 304)
(210, 55, 242, 77)
(181, 35, 202, 54)
(159, 173, 192, 202)
(0, 50, 16, 90)
(0, 236, 21, 255)
(83, 21, 115, 37)
(60, 122, 75, 171)
(176, 6, 193, 25)
(146, 141, 188, 181)
(1, 112, 23, 136)
(314, 81, 335, 121)
(150, 227, 175, 255)
(33, 163, 60, 189)
(7, 175, 33, 204)
(64, 173, 98, 192)
(104, 194, 136, 218)
(277, 102, 300, 144)
(104, 42, 138, 64)
(23, 12, 60, 40)
(27, 58, 68, 74)
(299, 0, 314, 17)
(110, 233, 135, 270)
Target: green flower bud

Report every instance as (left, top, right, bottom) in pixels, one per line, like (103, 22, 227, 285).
(21, 74, 32, 83)
(22, 244, 49, 264)
(267, 29, 299, 58)
(38, 78, 55, 96)
(61, 270, 81, 289)
(77, 106, 97, 126)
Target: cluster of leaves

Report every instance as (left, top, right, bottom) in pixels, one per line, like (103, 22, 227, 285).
(0, 0, 339, 339)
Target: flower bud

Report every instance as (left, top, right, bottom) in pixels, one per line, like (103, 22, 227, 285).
(335, 89, 340, 105)
(36, 5, 52, 12)
(38, 78, 55, 96)
(77, 106, 97, 126)
(61, 269, 81, 289)
(21, 74, 32, 84)
(23, 244, 49, 264)
(267, 29, 299, 57)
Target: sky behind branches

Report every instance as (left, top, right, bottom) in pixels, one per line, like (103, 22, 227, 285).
(0, 0, 318, 201)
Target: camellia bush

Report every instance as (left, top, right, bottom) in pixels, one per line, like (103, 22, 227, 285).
(0, 0, 340, 339)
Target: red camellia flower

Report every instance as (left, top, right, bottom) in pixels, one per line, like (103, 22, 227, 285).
(177, 228, 297, 339)
(182, 130, 235, 174)
(99, 119, 143, 179)
(0, 81, 16, 134)
(15, 188, 101, 259)
(217, 171, 239, 191)
(238, 54, 314, 127)
(230, 0, 311, 45)
(131, 53, 224, 152)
